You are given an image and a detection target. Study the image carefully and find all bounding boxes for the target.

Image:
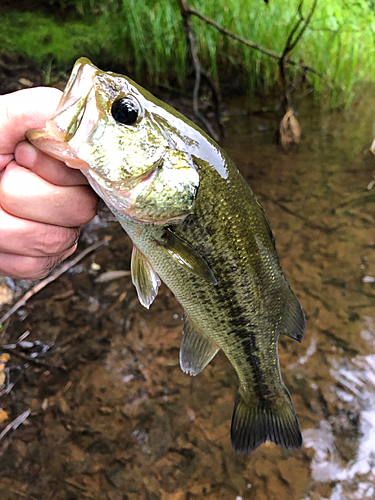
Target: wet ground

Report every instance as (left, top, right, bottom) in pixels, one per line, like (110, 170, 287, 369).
(1, 82, 375, 500)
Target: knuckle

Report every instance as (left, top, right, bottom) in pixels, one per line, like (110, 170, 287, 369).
(72, 187, 99, 225)
(26, 254, 66, 280)
(0, 167, 16, 207)
(39, 226, 80, 256)
(11, 256, 50, 280)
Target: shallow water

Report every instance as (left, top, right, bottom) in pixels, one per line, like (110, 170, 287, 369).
(1, 88, 375, 500)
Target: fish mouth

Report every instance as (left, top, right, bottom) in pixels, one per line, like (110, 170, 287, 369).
(27, 58, 98, 170)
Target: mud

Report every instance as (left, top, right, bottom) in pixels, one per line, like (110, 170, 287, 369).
(1, 81, 375, 500)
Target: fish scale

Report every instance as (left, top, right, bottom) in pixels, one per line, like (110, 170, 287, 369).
(114, 151, 301, 446)
(27, 57, 305, 453)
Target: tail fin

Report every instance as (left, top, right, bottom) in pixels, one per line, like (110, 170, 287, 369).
(230, 388, 302, 453)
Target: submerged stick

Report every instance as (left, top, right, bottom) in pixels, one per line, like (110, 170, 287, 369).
(259, 193, 340, 233)
(1, 345, 66, 370)
(0, 238, 110, 325)
(0, 409, 31, 442)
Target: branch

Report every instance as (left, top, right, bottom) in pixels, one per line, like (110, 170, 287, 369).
(0, 409, 31, 442)
(259, 192, 340, 233)
(183, 2, 322, 78)
(281, 0, 318, 65)
(178, 0, 223, 141)
(0, 238, 110, 325)
(276, 0, 317, 151)
(1, 346, 66, 370)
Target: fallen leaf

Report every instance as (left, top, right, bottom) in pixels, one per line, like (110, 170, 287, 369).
(18, 78, 33, 87)
(279, 108, 301, 152)
(0, 409, 9, 423)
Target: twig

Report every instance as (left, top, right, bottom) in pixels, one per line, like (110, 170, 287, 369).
(183, 2, 322, 78)
(1, 346, 66, 370)
(0, 409, 31, 442)
(178, 0, 222, 141)
(65, 478, 94, 498)
(259, 192, 340, 233)
(97, 290, 128, 320)
(279, 0, 318, 101)
(336, 190, 375, 209)
(9, 489, 37, 500)
(282, 0, 317, 61)
(0, 238, 110, 325)
(0, 409, 32, 458)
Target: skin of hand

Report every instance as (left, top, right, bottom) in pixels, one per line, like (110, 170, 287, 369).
(0, 87, 98, 280)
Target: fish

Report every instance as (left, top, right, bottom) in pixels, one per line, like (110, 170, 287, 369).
(27, 58, 305, 453)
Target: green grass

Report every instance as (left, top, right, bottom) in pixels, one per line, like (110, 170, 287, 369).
(1, 0, 375, 106)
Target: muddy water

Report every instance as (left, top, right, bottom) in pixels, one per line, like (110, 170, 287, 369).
(1, 88, 375, 500)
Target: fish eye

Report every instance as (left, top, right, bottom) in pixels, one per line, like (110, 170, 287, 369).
(111, 98, 139, 125)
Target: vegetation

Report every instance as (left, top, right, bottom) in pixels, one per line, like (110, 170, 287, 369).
(1, 0, 375, 105)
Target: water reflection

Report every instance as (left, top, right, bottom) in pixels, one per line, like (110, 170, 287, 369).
(304, 318, 375, 498)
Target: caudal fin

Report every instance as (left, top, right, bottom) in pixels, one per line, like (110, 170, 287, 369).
(230, 388, 302, 453)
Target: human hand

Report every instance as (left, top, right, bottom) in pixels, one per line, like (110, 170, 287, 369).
(0, 87, 98, 279)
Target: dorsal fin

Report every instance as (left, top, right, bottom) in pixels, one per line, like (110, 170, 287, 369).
(180, 317, 219, 376)
(157, 228, 217, 285)
(131, 246, 161, 309)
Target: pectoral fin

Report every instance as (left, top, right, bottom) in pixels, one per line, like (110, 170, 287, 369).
(131, 246, 161, 309)
(180, 317, 219, 376)
(158, 228, 217, 285)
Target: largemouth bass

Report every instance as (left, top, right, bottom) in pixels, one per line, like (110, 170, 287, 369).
(27, 58, 305, 453)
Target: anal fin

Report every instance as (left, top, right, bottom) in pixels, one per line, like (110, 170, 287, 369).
(279, 287, 306, 343)
(180, 317, 219, 376)
(131, 246, 161, 309)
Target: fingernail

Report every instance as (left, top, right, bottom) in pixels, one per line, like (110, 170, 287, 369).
(15, 141, 37, 168)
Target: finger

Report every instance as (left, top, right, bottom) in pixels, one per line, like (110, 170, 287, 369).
(15, 141, 89, 186)
(0, 245, 77, 280)
(0, 206, 80, 257)
(0, 161, 98, 227)
(0, 154, 15, 171)
(0, 87, 62, 156)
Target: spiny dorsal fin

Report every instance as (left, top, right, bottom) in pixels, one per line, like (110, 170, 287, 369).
(131, 246, 161, 309)
(279, 286, 306, 343)
(231, 386, 302, 453)
(157, 228, 217, 285)
(180, 317, 219, 376)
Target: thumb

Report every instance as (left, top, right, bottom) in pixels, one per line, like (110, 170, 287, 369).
(0, 87, 62, 156)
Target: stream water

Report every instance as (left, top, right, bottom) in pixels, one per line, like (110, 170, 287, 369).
(1, 87, 375, 500)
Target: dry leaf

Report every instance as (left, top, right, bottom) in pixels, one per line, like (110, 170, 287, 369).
(0, 278, 12, 307)
(0, 409, 9, 423)
(279, 108, 301, 152)
(18, 78, 33, 87)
